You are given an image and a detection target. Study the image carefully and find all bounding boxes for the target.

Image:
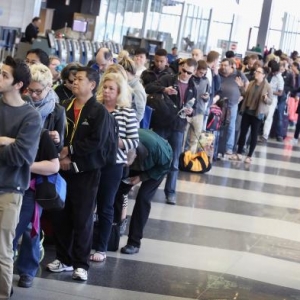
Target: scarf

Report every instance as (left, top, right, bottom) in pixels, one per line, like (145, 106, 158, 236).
(33, 89, 57, 125)
(243, 79, 269, 113)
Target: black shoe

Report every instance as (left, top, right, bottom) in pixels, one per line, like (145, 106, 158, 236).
(166, 195, 176, 205)
(121, 244, 139, 254)
(18, 274, 33, 288)
(276, 136, 283, 142)
(10, 287, 13, 298)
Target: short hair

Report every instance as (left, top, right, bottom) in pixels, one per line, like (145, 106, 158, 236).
(249, 54, 259, 60)
(292, 61, 300, 71)
(197, 60, 208, 70)
(3, 56, 31, 93)
(181, 58, 197, 69)
(221, 58, 233, 66)
(172, 47, 178, 51)
(30, 64, 53, 87)
(155, 48, 168, 57)
(77, 67, 100, 94)
(118, 57, 136, 76)
(134, 48, 148, 56)
(32, 17, 41, 23)
(61, 62, 82, 81)
(26, 48, 50, 66)
(225, 50, 235, 58)
(268, 59, 280, 72)
(206, 50, 220, 63)
(49, 55, 61, 63)
(96, 47, 113, 61)
(97, 72, 132, 108)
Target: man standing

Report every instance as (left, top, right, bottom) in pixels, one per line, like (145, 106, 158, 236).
(146, 58, 197, 205)
(47, 67, 113, 282)
(191, 48, 203, 62)
(217, 58, 248, 155)
(141, 48, 174, 88)
(117, 129, 172, 254)
(25, 17, 41, 44)
(95, 47, 114, 78)
(0, 56, 42, 299)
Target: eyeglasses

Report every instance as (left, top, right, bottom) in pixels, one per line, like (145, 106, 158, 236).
(255, 70, 264, 74)
(182, 68, 193, 75)
(27, 86, 46, 96)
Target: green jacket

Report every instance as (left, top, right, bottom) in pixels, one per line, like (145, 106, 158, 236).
(131, 129, 172, 181)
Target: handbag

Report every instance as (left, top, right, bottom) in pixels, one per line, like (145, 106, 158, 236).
(35, 173, 67, 210)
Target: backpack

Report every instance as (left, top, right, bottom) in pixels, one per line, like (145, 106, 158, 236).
(146, 93, 178, 128)
(206, 104, 223, 131)
(179, 150, 211, 173)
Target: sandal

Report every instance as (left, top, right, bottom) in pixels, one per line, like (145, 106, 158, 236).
(228, 153, 242, 161)
(90, 251, 106, 262)
(244, 156, 252, 164)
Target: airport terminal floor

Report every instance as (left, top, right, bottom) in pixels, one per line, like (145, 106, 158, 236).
(12, 130, 300, 300)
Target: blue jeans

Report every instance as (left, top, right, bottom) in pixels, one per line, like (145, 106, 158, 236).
(154, 128, 183, 197)
(13, 189, 41, 278)
(276, 100, 286, 138)
(95, 163, 123, 252)
(226, 104, 238, 152)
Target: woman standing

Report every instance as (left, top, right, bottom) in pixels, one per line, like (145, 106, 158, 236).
(13, 63, 66, 288)
(91, 73, 139, 262)
(230, 66, 272, 163)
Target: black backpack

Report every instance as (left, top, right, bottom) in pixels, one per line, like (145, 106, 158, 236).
(146, 93, 178, 128)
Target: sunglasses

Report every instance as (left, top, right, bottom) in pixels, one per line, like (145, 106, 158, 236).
(27, 86, 46, 96)
(182, 68, 193, 75)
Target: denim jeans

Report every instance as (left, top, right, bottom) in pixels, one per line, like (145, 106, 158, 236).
(276, 100, 286, 138)
(154, 128, 184, 197)
(226, 104, 238, 152)
(95, 163, 123, 252)
(14, 189, 41, 278)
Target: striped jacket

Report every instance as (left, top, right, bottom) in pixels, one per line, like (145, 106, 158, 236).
(112, 106, 139, 164)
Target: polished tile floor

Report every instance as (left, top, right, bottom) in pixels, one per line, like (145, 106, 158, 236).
(12, 131, 300, 300)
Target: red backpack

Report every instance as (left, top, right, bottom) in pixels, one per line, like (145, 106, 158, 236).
(206, 104, 222, 131)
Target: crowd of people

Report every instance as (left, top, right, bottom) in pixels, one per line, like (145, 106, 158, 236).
(0, 42, 299, 299)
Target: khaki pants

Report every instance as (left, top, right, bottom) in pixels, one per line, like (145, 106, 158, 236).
(0, 193, 22, 299)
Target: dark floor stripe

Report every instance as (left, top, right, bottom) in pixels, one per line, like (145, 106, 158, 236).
(131, 187, 300, 223)
(177, 170, 300, 197)
(35, 247, 300, 300)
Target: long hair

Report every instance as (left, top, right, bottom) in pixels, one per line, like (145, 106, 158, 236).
(97, 72, 132, 108)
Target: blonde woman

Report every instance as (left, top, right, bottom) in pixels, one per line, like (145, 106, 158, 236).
(92, 73, 139, 262)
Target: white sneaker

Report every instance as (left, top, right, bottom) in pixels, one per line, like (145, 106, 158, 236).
(72, 268, 88, 281)
(47, 259, 73, 273)
(290, 138, 298, 145)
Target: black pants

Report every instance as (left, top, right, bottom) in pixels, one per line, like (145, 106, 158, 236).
(294, 114, 300, 139)
(114, 171, 164, 248)
(237, 113, 262, 158)
(52, 169, 101, 270)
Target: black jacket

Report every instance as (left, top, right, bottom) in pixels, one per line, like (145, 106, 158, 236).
(146, 74, 197, 132)
(44, 103, 66, 152)
(141, 65, 174, 88)
(62, 96, 111, 172)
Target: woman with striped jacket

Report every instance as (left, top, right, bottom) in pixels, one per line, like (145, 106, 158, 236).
(92, 72, 139, 262)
